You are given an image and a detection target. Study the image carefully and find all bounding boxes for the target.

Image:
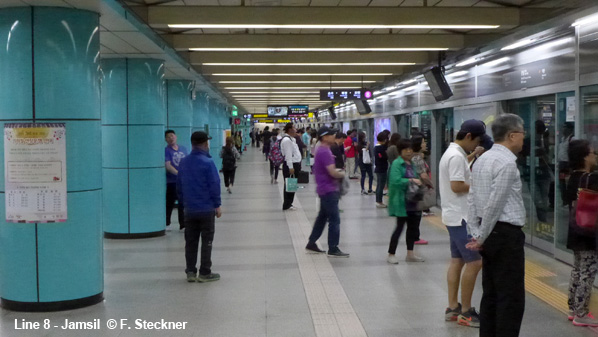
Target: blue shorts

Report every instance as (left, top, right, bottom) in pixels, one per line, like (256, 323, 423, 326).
(446, 220, 481, 263)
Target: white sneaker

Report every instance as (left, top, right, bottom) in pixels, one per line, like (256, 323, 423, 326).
(387, 255, 399, 264)
(405, 255, 425, 262)
(376, 203, 387, 208)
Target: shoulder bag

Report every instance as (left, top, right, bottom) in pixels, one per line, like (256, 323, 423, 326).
(575, 172, 598, 230)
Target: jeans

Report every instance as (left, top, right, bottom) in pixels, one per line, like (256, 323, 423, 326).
(222, 169, 236, 187)
(375, 172, 387, 203)
(308, 192, 341, 249)
(360, 163, 373, 191)
(388, 211, 421, 254)
(479, 222, 525, 337)
(270, 160, 280, 180)
(282, 162, 301, 209)
(166, 183, 184, 228)
(185, 212, 216, 276)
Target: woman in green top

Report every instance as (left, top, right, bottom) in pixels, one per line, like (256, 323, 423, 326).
(387, 139, 424, 264)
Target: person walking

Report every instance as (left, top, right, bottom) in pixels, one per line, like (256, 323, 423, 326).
(305, 126, 349, 257)
(165, 130, 188, 230)
(177, 131, 222, 283)
(303, 126, 312, 168)
(466, 114, 527, 337)
(262, 126, 272, 161)
(566, 139, 598, 327)
(356, 131, 374, 195)
(387, 139, 425, 264)
(281, 123, 302, 210)
(374, 132, 388, 208)
(438, 120, 486, 327)
(220, 136, 241, 194)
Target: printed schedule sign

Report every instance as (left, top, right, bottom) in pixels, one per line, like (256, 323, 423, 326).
(4, 123, 67, 223)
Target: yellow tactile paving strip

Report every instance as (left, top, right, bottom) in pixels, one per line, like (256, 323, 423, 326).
(422, 212, 598, 331)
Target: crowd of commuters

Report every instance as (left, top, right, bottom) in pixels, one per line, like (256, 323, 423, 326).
(164, 115, 598, 337)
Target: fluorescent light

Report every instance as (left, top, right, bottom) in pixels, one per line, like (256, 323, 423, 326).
(228, 91, 320, 94)
(213, 73, 392, 76)
(232, 95, 321, 97)
(455, 57, 478, 67)
(191, 48, 448, 52)
(572, 14, 598, 27)
(224, 86, 362, 89)
(203, 62, 416, 66)
(535, 38, 572, 50)
(482, 57, 509, 67)
(400, 79, 417, 86)
(446, 71, 468, 78)
(501, 39, 535, 51)
(171, 24, 499, 30)
(219, 80, 376, 83)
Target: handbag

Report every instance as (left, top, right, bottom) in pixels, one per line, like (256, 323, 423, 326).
(416, 186, 436, 211)
(285, 175, 299, 193)
(406, 180, 425, 202)
(362, 148, 372, 164)
(575, 172, 598, 230)
(298, 171, 309, 184)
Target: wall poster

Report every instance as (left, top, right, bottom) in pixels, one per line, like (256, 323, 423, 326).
(4, 123, 67, 223)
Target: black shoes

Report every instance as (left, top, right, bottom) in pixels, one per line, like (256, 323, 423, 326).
(327, 247, 350, 258)
(305, 243, 325, 253)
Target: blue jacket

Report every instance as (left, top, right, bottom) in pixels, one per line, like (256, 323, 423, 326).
(177, 148, 221, 215)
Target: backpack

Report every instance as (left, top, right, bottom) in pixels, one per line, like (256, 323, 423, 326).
(222, 147, 236, 170)
(269, 138, 285, 166)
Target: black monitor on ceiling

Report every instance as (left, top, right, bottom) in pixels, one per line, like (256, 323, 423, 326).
(267, 105, 289, 117)
(424, 66, 453, 102)
(353, 100, 371, 115)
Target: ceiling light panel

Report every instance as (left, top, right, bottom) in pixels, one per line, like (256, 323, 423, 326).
(204, 63, 416, 66)
(213, 73, 392, 76)
(191, 48, 448, 52)
(224, 86, 362, 89)
(170, 24, 499, 30)
(219, 81, 375, 84)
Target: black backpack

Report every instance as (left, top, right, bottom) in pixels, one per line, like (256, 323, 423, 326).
(222, 147, 236, 170)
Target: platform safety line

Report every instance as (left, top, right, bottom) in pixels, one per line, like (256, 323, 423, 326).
(278, 185, 367, 337)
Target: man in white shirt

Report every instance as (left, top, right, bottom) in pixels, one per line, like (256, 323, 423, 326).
(439, 120, 486, 328)
(466, 114, 526, 337)
(281, 123, 302, 210)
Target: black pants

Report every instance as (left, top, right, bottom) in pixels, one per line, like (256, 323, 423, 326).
(223, 169, 236, 187)
(388, 211, 421, 254)
(479, 222, 525, 337)
(166, 183, 184, 228)
(282, 162, 301, 210)
(270, 160, 280, 180)
(359, 162, 374, 191)
(184, 212, 215, 276)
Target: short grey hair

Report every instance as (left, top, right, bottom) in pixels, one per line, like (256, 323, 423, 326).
(491, 113, 524, 142)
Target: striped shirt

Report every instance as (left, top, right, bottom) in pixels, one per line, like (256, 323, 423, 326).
(467, 144, 526, 244)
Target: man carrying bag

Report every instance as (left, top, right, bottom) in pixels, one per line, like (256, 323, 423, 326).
(281, 123, 302, 211)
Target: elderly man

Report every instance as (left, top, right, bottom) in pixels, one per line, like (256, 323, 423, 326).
(467, 114, 527, 337)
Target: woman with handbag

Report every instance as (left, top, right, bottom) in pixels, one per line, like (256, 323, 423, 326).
(566, 139, 598, 326)
(387, 139, 425, 264)
(356, 131, 374, 195)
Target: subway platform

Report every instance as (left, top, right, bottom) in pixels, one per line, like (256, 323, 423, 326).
(2, 148, 597, 337)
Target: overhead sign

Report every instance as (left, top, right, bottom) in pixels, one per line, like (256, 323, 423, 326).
(253, 114, 268, 118)
(254, 119, 274, 123)
(277, 119, 291, 123)
(4, 123, 67, 223)
(289, 105, 309, 117)
(320, 88, 373, 101)
(231, 105, 238, 117)
(234, 118, 241, 125)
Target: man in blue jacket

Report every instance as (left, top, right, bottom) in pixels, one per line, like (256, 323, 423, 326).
(177, 131, 222, 283)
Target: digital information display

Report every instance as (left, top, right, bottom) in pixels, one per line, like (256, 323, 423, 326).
(267, 105, 289, 117)
(289, 105, 309, 117)
(319, 88, 373, 101)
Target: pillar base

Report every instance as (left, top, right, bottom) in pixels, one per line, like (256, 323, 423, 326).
(2, 292, 103, 312)
(104, 230, 165, 239)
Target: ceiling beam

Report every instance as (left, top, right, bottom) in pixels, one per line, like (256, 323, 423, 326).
(165, 34, 464, 50)
(147, 6, 521, 27)
(186, 51, 430, 64)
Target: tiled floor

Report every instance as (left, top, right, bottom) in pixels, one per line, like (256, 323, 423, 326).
(1, 148, 597, 337)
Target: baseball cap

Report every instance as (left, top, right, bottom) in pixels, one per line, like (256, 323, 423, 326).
(480, 134, 494, 150)
(191, 131, 212, 145)
(317, 126, 338, 138)
(459, 119, 486, 136)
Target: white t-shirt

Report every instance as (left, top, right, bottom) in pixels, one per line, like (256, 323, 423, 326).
(439, 143, 470, 227)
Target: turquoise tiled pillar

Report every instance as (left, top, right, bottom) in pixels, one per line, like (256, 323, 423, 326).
(101, 58, 166, 239)
(0, 7, 103, 311)
(167, 80, 193, 150)
(192, 92, 208, 134)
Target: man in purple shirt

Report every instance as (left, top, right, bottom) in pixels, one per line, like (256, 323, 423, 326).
(165, 130, 188, 230)
(305, 127, 349, 258)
